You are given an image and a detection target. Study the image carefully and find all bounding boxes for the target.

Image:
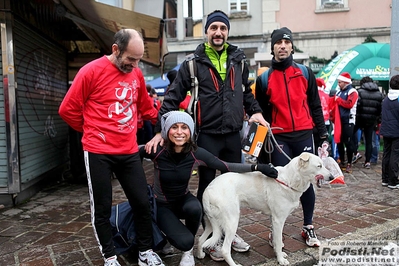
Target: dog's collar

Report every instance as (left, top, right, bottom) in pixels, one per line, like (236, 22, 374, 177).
(275, 178, 300, 192)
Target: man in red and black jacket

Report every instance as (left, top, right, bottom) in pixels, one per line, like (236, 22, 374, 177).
(255, 27, 328, 248)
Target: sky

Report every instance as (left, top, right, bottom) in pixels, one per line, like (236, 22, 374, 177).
(183, 0, 203, 19)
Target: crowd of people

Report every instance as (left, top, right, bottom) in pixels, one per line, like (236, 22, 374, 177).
(58, 8, 398, 266)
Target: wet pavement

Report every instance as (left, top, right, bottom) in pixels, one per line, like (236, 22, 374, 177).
(1, 153, 399, 266)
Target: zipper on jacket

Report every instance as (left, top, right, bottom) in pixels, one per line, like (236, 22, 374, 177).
(197, 100, 201, 127)
(209, 69, 219, 92)
(283, 71, 295, 130)
(230, 65, 235, 91)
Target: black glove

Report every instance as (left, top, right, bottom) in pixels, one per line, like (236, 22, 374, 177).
(319, 131, 329, 139)
(255, 163, 278, 178)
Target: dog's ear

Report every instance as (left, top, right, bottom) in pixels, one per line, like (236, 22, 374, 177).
(299, 152, 310, 162)
(298, 152, 311, 169)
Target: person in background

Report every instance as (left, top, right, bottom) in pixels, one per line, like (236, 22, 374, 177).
(250, 67, 269, 96)
(351, 128, 363, 164)
(142, 86, 160, 144)
(140, 111, 277, 266)
(330, 72, 358, 174)
(314, 78, 331, 149)
(145, 10, 267, 261)
(166, 69, 192, 112)
(166, 69, 177, 89)
(255, 27, 328, 247)
(245, 66, 269, 164)
(150, 88, 161, 111)
(58, 29, 164, 266)
(351, 76, 383, 168)
(328, 88, 340, 160)
(380, 74, 399, 189)
(137, 112, 145, 145)
(370, 124, 381, 164)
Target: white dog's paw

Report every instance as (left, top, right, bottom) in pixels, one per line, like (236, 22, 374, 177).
(196, 249, 205, 259)
(277, 252, 289, 265)
(277, 257, 289, 265)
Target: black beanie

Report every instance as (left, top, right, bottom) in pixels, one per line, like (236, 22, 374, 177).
(204, 10, 230, 33)
(270, 27, 294, 54)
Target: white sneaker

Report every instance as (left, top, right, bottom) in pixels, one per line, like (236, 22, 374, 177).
(104, 255, 121, 266)
(204, 239, 224, 261)
(352, 153, 362, 164)
(138, 249, 165, 266)
(161, 241, 174, 255)
(231, 234, 250, 252)
(301, 225, 321, 247)
(179, 248, 195, 266)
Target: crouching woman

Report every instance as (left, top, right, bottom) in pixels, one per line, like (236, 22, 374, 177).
(139, 111, 278, 266)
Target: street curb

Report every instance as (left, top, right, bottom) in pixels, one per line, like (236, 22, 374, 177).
(257, 219, 399, 266)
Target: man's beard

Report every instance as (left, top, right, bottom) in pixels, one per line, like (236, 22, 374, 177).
(211, 37, 225, 48)
(116, 54, 133, 73)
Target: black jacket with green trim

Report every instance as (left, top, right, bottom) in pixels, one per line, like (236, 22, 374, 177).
(155, 42, 263, 135)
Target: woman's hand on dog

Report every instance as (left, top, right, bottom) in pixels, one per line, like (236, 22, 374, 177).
(257, 164, 278, 178)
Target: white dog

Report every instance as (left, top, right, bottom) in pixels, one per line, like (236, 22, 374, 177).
(196, 152, 333, 266)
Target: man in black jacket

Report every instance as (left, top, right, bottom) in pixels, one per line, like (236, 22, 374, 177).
(145, 10, 267, 262)
(351, 76, 383, 168)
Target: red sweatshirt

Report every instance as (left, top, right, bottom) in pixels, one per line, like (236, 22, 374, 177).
(59, 56, 158, 154)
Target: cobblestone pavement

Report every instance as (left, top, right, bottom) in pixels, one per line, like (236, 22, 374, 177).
(1, 154, 399, 266)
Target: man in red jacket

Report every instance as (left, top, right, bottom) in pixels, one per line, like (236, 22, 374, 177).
(59, 29, 163, 266)
(330, 72, 358, 173)
(255, 27, 328, 248)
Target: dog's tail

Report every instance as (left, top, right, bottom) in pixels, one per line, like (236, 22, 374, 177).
(202, 200, 224, 249)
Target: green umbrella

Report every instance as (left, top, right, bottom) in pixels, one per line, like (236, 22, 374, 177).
(316, 43, 390, 93)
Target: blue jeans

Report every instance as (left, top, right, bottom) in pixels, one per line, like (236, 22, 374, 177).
(371, 131, 380, 163)
(337, 123, 355, 165)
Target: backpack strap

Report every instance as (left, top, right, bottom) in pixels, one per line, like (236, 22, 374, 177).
(187, 56, 198, 116)
(185, 54, 199, 131)
(259, 64, 309, 92)
(295, 63, 309, 80)
(185, 56, 246, 131)
(260, 68, 271, 92)
(241, 59, 246, 91)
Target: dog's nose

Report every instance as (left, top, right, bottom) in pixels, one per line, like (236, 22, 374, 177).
(328, 174, 334, 181)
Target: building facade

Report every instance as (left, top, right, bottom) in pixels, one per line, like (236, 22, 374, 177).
(165, 0, 391, 75)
